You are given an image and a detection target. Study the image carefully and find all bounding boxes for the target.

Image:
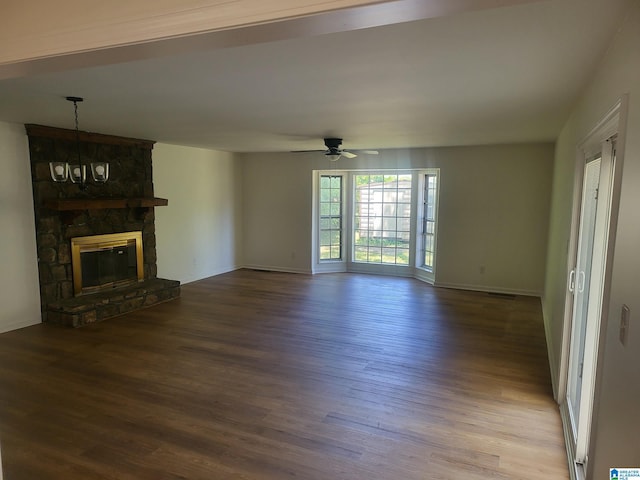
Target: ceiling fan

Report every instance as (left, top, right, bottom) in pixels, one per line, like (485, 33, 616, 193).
(294, 138, 379, 161)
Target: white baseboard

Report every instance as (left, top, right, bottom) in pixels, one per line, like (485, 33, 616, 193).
(241, 264, 312, 275)
(235, 269, 542, 299)
(0, 318, 40, 335)
(433, 281, 541, 297)
(178, 265, 244, 285)
(542, 300, 560, 402)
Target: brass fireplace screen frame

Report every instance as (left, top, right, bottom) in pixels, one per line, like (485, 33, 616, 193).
(71, 231, 144, 295)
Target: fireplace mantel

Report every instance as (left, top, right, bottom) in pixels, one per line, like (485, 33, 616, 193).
(43, 197, 168, 211)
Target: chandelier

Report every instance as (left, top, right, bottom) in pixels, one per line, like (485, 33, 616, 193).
(49, 96, 109, 187)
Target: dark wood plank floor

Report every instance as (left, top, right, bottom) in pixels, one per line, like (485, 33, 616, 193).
(0, 270, 568, 479)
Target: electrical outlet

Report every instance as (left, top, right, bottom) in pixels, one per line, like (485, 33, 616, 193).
(620, 304, 630, 346)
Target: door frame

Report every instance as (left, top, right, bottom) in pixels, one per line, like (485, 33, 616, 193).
(558, 95, 628, 479)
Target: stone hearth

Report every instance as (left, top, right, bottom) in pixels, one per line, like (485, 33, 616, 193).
(47, 278, 180, 327)
(27, 124, 180, 327)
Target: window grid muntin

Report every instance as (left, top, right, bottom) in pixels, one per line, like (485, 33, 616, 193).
(319, 175, 343, 261)
(421, 173, 437, 270)
(353, 174, 412, 265)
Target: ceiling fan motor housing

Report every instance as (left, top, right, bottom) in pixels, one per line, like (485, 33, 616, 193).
(324, 138, 343, 154)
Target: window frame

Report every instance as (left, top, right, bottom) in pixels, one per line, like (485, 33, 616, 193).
(415, 169, 440, 285)
(351, 172, 413, 268)
(312, 171, 347, 273)
(312, 168, 439, 283)
(318, 174, 344, 262)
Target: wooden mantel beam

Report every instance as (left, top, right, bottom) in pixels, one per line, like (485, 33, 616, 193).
(43, 197, 168, 211)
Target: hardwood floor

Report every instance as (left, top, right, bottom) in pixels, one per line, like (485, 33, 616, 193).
(0, 270, 568, 479)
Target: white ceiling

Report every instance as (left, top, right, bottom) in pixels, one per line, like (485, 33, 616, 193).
(0, 0, 630, 153)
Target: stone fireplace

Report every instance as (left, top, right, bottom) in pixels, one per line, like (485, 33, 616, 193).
(27, 124, 180, 327)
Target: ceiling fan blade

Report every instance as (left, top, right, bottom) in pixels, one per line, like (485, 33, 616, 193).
(291, 149, 327, 153)
(360, 150, 379, 155)
(341, 151, 357, 159)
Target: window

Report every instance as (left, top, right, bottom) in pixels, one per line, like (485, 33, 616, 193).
(421, 173, 438, 271)
(319, 175, 343, 261)
(353, 174, 412, 265)
(314, 169, 439, 280)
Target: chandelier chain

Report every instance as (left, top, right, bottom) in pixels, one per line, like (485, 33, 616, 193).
(73, 100, 79, 133)
(71, 98, 85, 190)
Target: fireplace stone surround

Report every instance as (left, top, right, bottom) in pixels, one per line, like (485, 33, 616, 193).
(27, 124, 180, 327)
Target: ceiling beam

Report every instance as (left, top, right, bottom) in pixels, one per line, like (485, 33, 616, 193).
(0, 0, 544, 80)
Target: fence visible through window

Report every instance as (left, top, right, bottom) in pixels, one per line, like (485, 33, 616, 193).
(354, 174, 412, 265)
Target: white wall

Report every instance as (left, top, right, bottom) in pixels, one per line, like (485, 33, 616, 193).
(240, 152, 320, 274)
(0, 121, 41, 333)
(241, 143, 553, 295)
(427, 144, 553, 295)
(542, 1, 640, 477)
(153, 143, 243, 284)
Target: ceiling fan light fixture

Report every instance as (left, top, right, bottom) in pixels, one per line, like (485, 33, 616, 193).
(292, 137, 376, 162)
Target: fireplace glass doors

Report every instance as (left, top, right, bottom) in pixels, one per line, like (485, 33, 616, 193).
(71, 232, 144, 295)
